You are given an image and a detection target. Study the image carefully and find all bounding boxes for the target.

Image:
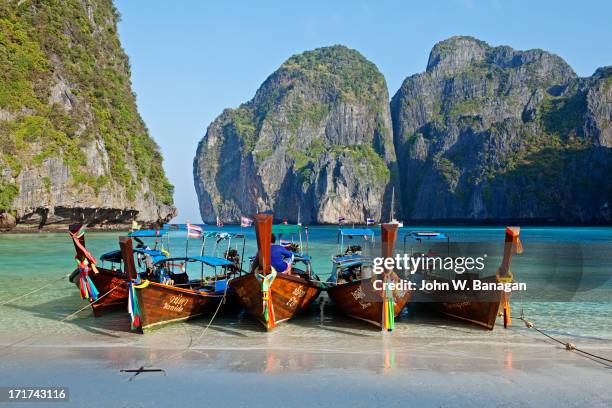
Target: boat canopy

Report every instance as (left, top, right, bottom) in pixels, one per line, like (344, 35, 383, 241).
(153, 256, 233, 267)
(338, 228, 375, 236)
(405, 231, 448, 241)
(134, 248, 167, 263)
(272, 224, 301, 235)
(333, 253, 372, 267)
(128, 229, 168, 238)
(100, 246, 169, 264)
(403, 231, 450, 255)
(134, 248, 163, 255)
(100, 249, 122, 263)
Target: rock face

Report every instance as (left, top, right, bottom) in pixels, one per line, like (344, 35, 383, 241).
(0, 1, 175, 229)
(194, 45, 397, 224)
(391, 36, 611, 223)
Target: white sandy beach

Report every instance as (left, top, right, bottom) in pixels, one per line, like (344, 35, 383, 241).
(1, 308, 610, 408)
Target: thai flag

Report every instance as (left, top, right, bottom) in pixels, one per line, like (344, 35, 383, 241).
(338, 216, 345, 224)
(216, 216, 224, 227)
(240, 216, 253, 228)
(366, 218, 376, 225)
(187, 223, 203, 238)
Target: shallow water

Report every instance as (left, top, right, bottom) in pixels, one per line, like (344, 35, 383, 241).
(0, 226, 610, 340)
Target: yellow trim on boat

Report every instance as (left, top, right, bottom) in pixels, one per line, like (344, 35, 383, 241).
(133, 280, 150, 289)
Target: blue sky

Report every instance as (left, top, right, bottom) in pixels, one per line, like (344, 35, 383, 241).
(115, 0, 612, 223)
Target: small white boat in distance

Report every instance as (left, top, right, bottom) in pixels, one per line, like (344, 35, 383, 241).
(389, 187, 403, 227)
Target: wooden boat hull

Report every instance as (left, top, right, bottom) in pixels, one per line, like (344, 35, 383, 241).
(409, 227, 521, 330)
(327, 277, 411, 328)
(415, 274, 502, 330)
(230, 273, 321, 330)
(133, 280, 226, 332)
(70, 267, 128, 317)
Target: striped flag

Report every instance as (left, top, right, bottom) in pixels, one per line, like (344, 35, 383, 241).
(240, 216, 253, 228)
(187, 223, 203, 238)
(338, 216, 345, 224)
(216, 216, 224, 227)
(366, 218, 376, 225)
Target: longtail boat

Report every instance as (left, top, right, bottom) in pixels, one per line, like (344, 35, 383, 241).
(407, 227, 523, 330)
(326, 224, 411, 331)
(229, 214, 321, 331)
(68, 224, 128, 316)
(119, 232, 246, 333)
(67, 225, 171, 317)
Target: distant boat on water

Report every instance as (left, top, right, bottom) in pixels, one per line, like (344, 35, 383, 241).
(389, 187, 403, 228)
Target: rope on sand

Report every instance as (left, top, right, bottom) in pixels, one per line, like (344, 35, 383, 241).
(0, 273, 71, 306)
(60, 285, 120, 322)
(0, 282, 119, 356)
(517, 311, 612, 366)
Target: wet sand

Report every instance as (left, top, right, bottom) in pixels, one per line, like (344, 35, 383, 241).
(1, 309, 611, 408)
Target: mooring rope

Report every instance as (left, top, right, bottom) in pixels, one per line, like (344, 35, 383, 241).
(0, 283, 120, 356)
(60, 285, 120, 322)
(179, 282, 229, 353)
(516, 312, 612, 366)
(0, 273, 71, 307)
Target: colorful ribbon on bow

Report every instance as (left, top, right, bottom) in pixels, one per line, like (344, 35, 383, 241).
(382, 273, 395, 332)
(497, 270, 514, 328)
(257, 267, 277, 329)
(77, 259, 99, 302)
(128, 278, 146, 330)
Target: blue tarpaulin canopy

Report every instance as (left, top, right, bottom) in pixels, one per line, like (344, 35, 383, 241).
(100, 250, 122, 263)
(154, 256, 233, 267)
(101, 248, 169, 264)
(133, 248, 167, 263)
(338, 228, 375, 236)
(134, 248, 163, 256)
(405, 231, 448, 241)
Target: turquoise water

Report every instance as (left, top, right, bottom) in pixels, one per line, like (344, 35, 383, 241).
(0, 226, 610, 339)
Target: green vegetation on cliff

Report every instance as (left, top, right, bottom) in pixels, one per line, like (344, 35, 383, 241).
(194, 44, 396, 224)
(0, 0, 173, 210)
(227, 45, 390, 159)
(392, 36, 610, 223)
(281, 45, 387, 108)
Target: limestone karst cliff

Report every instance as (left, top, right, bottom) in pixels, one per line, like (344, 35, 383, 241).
(195, 37, 610, 225)
(194, 45, 397, 224)
(391, 36, 611, 223)
(0, 0, 175, 230)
